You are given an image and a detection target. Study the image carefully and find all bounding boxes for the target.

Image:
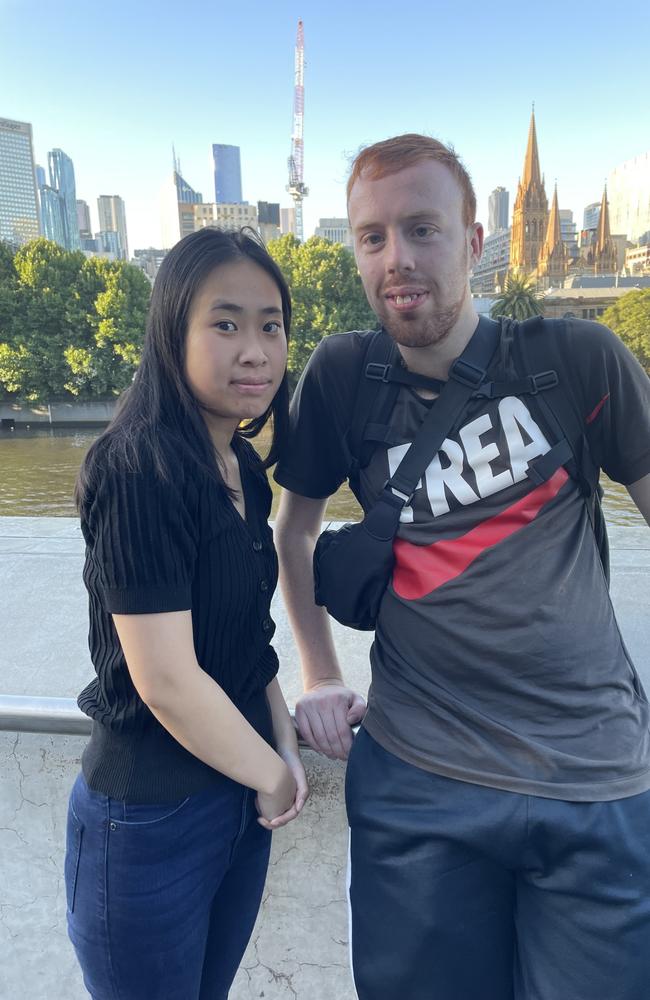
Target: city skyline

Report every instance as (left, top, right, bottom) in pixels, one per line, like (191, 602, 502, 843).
(2, 0, 649, 252)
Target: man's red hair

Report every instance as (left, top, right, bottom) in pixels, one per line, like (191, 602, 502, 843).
(347, 133, 477, 227)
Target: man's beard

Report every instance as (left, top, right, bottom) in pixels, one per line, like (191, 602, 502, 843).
(382, 297, 465, 348)
(376, 248, 471, 349)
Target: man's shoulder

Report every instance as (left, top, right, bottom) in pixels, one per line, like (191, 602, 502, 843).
(311, 329, 378, 366)
(509, 315, 624, 375)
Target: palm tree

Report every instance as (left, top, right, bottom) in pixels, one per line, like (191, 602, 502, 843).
(490, 273, 543, 320)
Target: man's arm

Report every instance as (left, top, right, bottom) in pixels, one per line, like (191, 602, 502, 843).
(627, 472, 650, 527)
(275, 489, 366, 760)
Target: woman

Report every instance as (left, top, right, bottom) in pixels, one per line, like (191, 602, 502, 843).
(65, 227, 308, 999)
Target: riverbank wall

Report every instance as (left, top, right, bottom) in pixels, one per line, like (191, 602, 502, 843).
(1, 516, 648, 999)
(0, 401, 116, 426)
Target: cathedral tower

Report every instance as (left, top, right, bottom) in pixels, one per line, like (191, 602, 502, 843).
(510, 109, 549, 275)
(537, 184, 567, 287)
(590, 185, 618, 274)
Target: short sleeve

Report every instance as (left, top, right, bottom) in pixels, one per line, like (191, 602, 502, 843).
(274, 331, 369, 498)
(84, 453, 199, 615)
(564, 320, 650, 485)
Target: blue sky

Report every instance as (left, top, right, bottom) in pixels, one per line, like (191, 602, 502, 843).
(2, 0, 649, 250)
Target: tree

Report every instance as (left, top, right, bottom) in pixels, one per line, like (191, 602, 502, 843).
(268, 235, 376, 385)
(602, 289, 650, 373)
(490, 273, 543, 321)
(0, 239, 150, 401)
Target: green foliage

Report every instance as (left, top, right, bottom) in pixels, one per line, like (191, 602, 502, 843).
(0, 239, 150, 402)
(490, 272, 543, 321)
(268, 234, 375, 385)
(602, 289, 650, 373)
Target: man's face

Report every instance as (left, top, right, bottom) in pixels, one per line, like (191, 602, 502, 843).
(348, 160, 482, 348)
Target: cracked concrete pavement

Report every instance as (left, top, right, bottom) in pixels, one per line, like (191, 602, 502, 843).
(0, 517, 648, 998)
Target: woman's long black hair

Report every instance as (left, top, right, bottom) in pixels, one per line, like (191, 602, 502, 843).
(75, 227, 291, 509)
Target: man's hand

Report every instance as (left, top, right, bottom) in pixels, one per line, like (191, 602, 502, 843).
(295, 681, 366, 760)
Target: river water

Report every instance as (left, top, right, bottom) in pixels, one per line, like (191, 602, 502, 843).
(0, 425, 645, 526)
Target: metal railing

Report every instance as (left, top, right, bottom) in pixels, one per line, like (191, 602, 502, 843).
(0, 694, 92, 735)
(0, 694, 313, 747)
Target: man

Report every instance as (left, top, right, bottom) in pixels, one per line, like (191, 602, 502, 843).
(274, 134, 650, 1000)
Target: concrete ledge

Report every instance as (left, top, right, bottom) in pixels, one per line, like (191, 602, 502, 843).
(0, 516, 648, 998)
(0, 401, 116, 426)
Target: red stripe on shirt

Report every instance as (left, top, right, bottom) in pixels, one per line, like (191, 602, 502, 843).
(586, 392, 610, 425)
(392, 468, 569, 599)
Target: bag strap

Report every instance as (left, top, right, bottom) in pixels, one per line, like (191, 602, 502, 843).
(384, 316, 501, 505)
(506, 315, 609, 582)
(346, 330, 396, 468)
(347, 330, 447, 471)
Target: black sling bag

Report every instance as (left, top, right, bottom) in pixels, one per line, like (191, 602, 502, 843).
(313, 316, 501, 630)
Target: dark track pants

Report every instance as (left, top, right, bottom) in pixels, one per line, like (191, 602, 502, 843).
(346, 727, 650, 1000)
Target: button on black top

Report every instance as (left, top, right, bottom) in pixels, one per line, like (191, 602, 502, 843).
(260, 580, 269, 592)
(252, 539, 263, 552)
(262, 618, 273, 631)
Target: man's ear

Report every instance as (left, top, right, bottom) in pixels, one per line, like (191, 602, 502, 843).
(468, 222, 484, 267)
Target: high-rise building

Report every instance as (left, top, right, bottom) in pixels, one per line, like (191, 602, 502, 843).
(39, 184, 66, 246)
(470, 228, 511, 294)
(212, 144, 242, 203)
(76, 200, 92, 238)
(280, 206, 296, 236)
(487, 187, 509, 235)
(510, 110, 548, 274)
(47, 149, 80, 250)
(175, 170, 202, 204)
(0, 116, 40, 245)
(608, 151, 650, 243)
(258, 201, 281, 243)
(583, 202, 600, 231)
(314, 217, 353, 248)
(97, 195, 129, 260)
(95, 229, 121, 259)
(176, 202, 259, 239)
(559, 209, 578, 260)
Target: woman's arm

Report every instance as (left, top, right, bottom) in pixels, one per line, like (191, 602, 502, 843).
(258, 677, 309, 829)
(113, 609, 296, 822)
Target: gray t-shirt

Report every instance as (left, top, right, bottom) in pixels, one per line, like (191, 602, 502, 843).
(275, 319, 650, 801)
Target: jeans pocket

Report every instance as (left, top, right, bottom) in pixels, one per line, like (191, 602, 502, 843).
(64, 805, 84, 914)
(111, 795, 192, 827)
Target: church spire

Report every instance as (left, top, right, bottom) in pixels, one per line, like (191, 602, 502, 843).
(522, 107, 542, 190)
(543, 183, 562, 253)
(596, 184, 611, 254)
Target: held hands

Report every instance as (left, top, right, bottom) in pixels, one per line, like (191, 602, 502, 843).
(256, 748, 309, 831)
(295, 681, 366, 760)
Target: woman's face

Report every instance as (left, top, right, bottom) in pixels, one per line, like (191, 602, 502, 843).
(184, 257, 288, 430)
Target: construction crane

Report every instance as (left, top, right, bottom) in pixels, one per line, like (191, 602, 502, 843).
(287, 19, 308, 241)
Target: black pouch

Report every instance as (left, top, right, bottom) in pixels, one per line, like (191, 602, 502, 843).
(313, 489, 404, 630)
(312, 316, 502, 630)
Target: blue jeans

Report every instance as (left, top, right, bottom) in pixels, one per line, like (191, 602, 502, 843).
(346, 727, 650, 1000)
(65, 772, 271, 1000)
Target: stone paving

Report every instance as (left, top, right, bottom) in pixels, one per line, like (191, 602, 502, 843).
(0, 517, 648, 999)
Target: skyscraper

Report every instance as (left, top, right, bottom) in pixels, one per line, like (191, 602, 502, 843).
(39, 184, 67, 246)
(76, 200, 92, 238)
(212, 144, 242, 203)
(0, 116, 40, 245)
(48, 149, 80, 250)
(487, 187, 509, 235)
(97, 195, 129, 260)
(608, 151, 650, 243)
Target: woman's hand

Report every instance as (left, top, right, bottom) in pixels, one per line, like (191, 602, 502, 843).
(256, 748, 309, 830)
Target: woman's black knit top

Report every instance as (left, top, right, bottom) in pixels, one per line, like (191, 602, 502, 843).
(77, 433, 279, 802)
